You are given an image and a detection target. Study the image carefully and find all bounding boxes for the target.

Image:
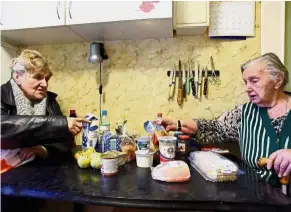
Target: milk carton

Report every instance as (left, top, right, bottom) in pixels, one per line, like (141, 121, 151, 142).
(82, 114, 99, 151)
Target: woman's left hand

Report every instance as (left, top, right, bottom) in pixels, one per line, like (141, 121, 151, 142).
(19, 146, 47, 161)
(267, 149, 291, 178)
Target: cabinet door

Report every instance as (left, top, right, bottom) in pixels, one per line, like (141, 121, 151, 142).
(175, 1, 209, 27)
(66, 1, 172, 25)
(1, 1, 65, 30)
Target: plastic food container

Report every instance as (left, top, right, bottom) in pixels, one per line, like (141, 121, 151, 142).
(189, 151, 239, 182)
(158, 136, 177, 163)
(135, 151, 154, 168)
(136, 136, 150, 153)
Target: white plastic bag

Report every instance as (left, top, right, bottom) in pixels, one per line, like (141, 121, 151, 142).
(151, 160, 191, 182)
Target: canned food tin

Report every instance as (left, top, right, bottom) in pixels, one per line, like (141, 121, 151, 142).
(101, 155, 118, 176)
(158, 136, 177, 163)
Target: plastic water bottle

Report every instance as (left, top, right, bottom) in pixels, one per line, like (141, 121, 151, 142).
(100, 110, 110, 133)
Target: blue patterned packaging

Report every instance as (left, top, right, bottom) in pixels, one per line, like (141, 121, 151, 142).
(101, 131, 121, 153)
(82, 114, 99, 151)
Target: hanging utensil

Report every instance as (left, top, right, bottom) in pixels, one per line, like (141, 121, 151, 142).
(210, 56, 221, 85)
(194, 62, 199, 99)
(183, 63, 187, 98)
(186, 61, 191, 95)
(171, 66, 176, 99)
(198, 67, 203, 100)
(203, 66, 209, 97)
(177, 60, 183, 105)
(168, 69, 174, 100)
(189, 63, 195, 98)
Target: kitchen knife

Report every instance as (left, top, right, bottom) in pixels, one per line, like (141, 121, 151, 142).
(203, 66, 209, 97)
(168, 69, 174, 100)
(210, 56, 221, 85)
(183, 64, 187, 98)
(186, 61, 191, 95)
(198, 67, 203, 100)
(257, 157, 290, 196)
(177, 60, 183, 105)
(171, 66, 176, 99)
(194, 62, 199, 98)
(190, 65, 195, 97)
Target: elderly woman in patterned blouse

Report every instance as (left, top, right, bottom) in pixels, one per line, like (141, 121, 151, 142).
(159, 53, 291, 185)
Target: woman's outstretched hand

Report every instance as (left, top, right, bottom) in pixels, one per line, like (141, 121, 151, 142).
(157, 118, 198, 134)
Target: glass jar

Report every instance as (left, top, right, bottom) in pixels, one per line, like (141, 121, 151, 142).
(176, 135, 190, 161)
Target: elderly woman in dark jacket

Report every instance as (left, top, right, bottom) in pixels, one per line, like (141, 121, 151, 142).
(1, 49, 86, 160)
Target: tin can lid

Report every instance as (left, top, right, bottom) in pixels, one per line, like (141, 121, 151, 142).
(178, 135, 190, 140)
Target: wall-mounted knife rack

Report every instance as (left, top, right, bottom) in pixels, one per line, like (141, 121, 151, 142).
(166, 70, 220, 77)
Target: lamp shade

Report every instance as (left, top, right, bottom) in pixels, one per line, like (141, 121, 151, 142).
(88, 42, 108, 64)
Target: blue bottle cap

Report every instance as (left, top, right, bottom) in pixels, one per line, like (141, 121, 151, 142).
(102, 110, 107, 116)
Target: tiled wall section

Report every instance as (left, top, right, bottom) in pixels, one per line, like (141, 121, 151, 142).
(24, 3, 261, 144)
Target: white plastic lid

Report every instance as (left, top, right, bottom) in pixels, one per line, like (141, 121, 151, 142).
(158, 136, 177, 142)
(135, 136, 150, 142)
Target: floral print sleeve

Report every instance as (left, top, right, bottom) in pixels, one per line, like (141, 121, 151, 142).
(194, 105, 242, 144)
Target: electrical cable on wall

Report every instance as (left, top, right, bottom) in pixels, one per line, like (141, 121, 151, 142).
(88, 42, 108, 133)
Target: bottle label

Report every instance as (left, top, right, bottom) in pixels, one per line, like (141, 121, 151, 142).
(101, 158, 118, 175)
(100, 125, 110, 132)
(178, 142, 186, 152)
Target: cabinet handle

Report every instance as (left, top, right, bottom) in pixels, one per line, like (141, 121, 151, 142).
(68, 1, 72, 19)
(56, 1, 60, 19)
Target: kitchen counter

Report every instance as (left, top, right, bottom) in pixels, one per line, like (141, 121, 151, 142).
(1, 153, 291, 212)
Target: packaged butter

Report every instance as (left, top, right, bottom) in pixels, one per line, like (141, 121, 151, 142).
(189, 151, 239, 182)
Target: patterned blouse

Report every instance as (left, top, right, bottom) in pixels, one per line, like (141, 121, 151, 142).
(195, 105, 288, 144)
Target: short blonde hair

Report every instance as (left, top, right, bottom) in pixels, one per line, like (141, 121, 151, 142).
(9, 49, 52, 77)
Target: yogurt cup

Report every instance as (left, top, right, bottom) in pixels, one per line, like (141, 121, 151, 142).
(135, 151, 154, 168)
(158, 136, 177, 163)
(136, 136, 150, 153)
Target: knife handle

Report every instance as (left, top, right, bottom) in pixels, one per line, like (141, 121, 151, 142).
(186, 79, 190, 95)
(203, 78, 208, 96)
(170, 84, 174, 98)
(177, 88, 183, 105)
(257, 157, 290, 185)
(183, 84, 186, 98)
(195, 82, 199, 98)
(168, 86, 172, 100)
(190, 78, 195, 96)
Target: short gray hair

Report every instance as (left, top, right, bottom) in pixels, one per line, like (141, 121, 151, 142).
(241, 53, 289, 87)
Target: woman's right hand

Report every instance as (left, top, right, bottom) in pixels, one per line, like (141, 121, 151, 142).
(67, 118, 90, 136)
(157, 118, 198, 134)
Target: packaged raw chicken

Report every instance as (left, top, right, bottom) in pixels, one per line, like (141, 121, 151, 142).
(189, 151, 239, 182)
(151, 160, 191, 182)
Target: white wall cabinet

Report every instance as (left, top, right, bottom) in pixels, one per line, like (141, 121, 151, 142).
(66, 1, 172, 25)
(66, 1, 173, 41)
(1, 1, 66, 30)
(174, 1, 209, 35)
(1, 1, 173, 45)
